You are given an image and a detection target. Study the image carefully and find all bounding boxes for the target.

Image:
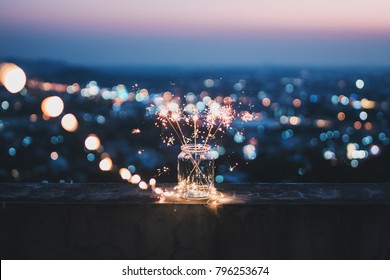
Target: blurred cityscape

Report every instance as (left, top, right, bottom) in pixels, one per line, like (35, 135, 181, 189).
(1, 58, 390, 184)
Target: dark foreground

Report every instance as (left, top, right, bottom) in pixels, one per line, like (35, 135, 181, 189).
(1, 183, 390, 259)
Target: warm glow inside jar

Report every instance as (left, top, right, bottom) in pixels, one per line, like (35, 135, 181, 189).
(177, 144, 214, 199)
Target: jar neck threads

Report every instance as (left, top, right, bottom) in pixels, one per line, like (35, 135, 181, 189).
(180, 144, 210, 153)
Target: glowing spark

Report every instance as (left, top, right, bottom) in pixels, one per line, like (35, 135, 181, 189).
(155, 187, 163, 195)
(167, 136, 175, 146)
(131, 128, 141, 134)
(240, 111, 257, 122)
(157, 166, 171, 176)
(171, 112, 180, 121)
(229, 163, 239, 172)
(168, 102, 179, 112)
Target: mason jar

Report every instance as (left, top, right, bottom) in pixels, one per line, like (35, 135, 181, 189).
(177, 144, 214, 199)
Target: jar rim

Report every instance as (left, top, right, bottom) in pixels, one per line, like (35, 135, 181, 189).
(181, 144, 210, 153)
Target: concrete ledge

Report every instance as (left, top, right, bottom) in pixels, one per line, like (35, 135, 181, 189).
(1, 183, 390, 259)
(2, 183, 390, 204)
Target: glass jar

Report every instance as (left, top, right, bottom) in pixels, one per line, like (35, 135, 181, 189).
(177, 144, 214, 199)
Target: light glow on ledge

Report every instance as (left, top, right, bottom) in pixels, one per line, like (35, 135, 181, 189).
(149, 178, 156, 187)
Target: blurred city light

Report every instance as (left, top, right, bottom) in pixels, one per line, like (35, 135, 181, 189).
(84, 134, 101, 151)
(99, 157, 113, 171)
(0, 61, 390, 185)
(356, 79, 365, 89)
(61, 114, 78, 132)
(41, 96, 64, 118)
(0, 63, 27, 93)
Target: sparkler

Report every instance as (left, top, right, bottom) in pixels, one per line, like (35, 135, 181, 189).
(152, 96, 236, 199)
(156, 100, 234, 149)
(157, 166, 170, 176)
(229, 163, 239, 172)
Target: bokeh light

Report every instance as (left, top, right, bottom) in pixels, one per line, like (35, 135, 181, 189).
(41, 96, 64, 118)
(61, 113, 78, 132)
(139, 181, 148, 190)
(370, 145, 380, 155)
(356, 79, 365, 89)
(215, 175, 224, 183)
(50, 152, 59, 160)
(262, 98, 271, 107)
(155, 187, 163, 194)
(119, 168, 131, 180)
(359, 111, 368, 121)
(84, 134, 101, 150)
(293, 99, 301, 108)
(130, 174, 141, 184)
(243, 144, 257, 160)
(337, 112, 345, 121)
(149, 178, 156, 186)
(354, 121, 362, 130)
(0, 63, 27, 93)
(289, 116, 301, 126)
(99, 157, 113, 171)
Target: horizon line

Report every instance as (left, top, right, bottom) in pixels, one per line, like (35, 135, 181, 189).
(3, 56, 390, 71)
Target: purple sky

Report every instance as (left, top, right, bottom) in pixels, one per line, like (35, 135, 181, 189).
(1, 0, 390, 66)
